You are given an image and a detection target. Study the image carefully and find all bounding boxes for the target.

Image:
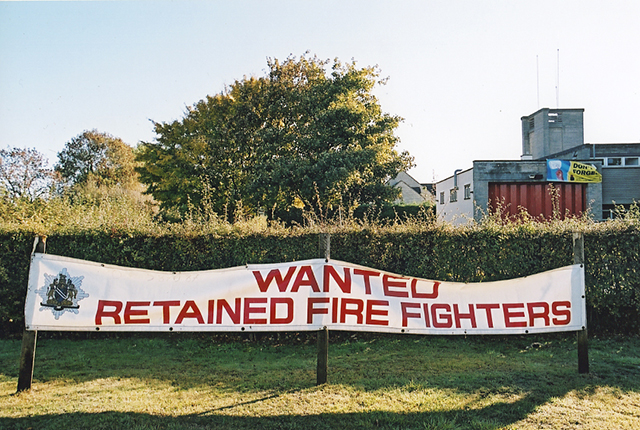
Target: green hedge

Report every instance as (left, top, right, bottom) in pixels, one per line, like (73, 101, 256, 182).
(1, 223, 639, 337)
(270, 202, 435, 226)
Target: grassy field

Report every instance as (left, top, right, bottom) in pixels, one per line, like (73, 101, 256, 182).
(1, 333, 639, 429)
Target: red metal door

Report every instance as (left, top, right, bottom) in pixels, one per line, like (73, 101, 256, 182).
(488, 182, 586, 220)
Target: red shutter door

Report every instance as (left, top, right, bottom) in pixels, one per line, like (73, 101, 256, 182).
(488, 182, 586, 220)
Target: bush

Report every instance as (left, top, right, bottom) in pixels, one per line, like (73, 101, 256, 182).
(1, 196, 639, 337)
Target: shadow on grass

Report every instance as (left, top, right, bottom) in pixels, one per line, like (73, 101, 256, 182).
(1, 333, 639, 429)
(0, 393, 560, 430)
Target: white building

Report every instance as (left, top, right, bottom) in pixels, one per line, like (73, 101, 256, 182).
(434, 108, 639, 223)
(389, 171, 432, 205)
(435, 167, 474, 225)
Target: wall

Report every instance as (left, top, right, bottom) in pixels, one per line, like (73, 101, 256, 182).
(488, 182, 587, 220)
(389, 171, 428, 204)
(602, 168, 640, 205)
(435, 168, 474, 224)
(521, 108, 584, 160)
(393, 180, 427, 204)
(473, 160, 603, 221)
(473, 160, 547, 219)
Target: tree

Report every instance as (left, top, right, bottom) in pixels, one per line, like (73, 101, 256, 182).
(136, 54, 414, 218)
(137, 77, 265, 216)
(55, 130, 138, 189)
(0, 147, 54, 200)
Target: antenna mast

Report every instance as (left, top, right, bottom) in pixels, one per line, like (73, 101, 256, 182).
(556, 49, 560, 107)
(536, 55, 540, 108)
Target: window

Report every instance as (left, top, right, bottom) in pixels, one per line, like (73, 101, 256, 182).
(439, 192, 445, 205)
(603, 204, 633, 219)
(450, 188, 457, 203)
(548, 111, 562, 123)
(605, 157, 639, 167)
(464, 184, 471, 200)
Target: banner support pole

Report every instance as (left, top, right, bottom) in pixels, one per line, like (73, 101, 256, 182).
(319, 233, 330, 261)
(316, 233, 330, 385)
(17, 235, 45, 392)
(573, 232, 589, 374)
(317, 326, 329, 385)
(17, 330, 37, 392)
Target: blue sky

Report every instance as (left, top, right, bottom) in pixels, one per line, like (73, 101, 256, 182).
(1, 0, 639, 182)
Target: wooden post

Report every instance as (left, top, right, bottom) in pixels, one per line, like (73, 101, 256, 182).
(316, 233, 330, 385)
(16, 330, 37, 392)
(34, 235, 46, 254)
(319, 233, 330, 261)
(573, 232, 589, 374)
(577, 328, 589, 374)
(317, 326, 329, 385)
(17, 236, 45, 392)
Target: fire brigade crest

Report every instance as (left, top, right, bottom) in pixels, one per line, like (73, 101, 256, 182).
(36, 268, 88, 319)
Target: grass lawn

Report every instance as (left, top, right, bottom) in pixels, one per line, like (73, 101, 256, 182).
(1, 332, 639, 429)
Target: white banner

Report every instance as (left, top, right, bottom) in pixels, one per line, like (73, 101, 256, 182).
(25, 253, 586, 334)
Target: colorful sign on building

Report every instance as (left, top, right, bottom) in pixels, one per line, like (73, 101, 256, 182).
(547, 159, 602, 183)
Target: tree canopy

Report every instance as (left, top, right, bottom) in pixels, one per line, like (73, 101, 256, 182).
(0, 146, 54, 201)
(137, 54, 413, 218)
(55, 130, 138, 189)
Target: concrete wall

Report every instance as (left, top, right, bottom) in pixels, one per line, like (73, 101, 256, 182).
(541, 143, 639, 211)
(472, 160, 603, 221)
(594, 143, 640, 158)
(472, 160, 547, 219)
(602, 167, 640, 205)
(521, 108, 584, 160)
(543, 144, 593, 160)
(590, 144, 640, 208)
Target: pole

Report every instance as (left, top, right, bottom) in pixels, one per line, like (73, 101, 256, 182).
(316, 233, 330, 385)
(317, 326, 329, 385)
(319, 232, 330, 261)
(16, 330, 37, 392)
(556, 48, 560, 108)
(17, 236, 45, 392)
(536, 55, 540, 109)
(573, 232, 589, 374)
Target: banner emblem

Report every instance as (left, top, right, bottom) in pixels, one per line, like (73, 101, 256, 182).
(36, 268, 88, 319)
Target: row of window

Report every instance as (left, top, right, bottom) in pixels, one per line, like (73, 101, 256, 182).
(527, 111, 563, 130)
(602, 204, 632, 219)
(439, 184, 471, 204)
(603, 156, 639, 167)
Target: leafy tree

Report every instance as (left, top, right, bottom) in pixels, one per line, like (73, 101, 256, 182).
(137, 77, 265, 216)
(137, 54, 413, 218)
(0, 146, 54, 200)
(55, 130, 138, 189)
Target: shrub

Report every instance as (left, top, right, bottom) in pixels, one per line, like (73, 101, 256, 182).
(1, 197, 639, 337)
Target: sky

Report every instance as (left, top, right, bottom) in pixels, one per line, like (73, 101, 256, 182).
(1, 0, 639, 183)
